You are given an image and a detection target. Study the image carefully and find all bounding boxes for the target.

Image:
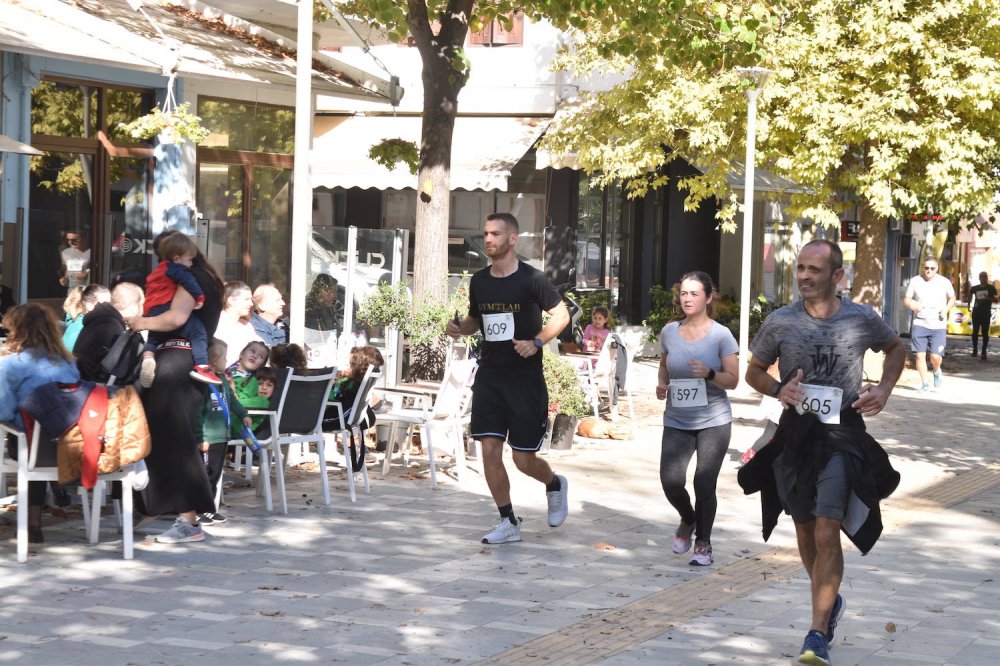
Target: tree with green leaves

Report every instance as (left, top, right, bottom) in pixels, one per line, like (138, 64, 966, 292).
(542, 0, 1000, 311)
(334, 0, 663, 303)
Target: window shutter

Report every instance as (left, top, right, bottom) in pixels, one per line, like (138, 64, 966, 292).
(490, 12, 523, 46)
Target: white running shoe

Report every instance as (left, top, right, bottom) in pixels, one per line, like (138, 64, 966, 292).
(546, 474, 569, 527)
(482, 517, 521, 544)
(139, 356, 156, 388)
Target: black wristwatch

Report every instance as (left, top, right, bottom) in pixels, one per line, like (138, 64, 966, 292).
(770, 381, 781, 397)
(706, 369, 716, 381)
(533, 337, 544, 349)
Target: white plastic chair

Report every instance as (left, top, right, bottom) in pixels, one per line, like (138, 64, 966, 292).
(377, 358, 478, 487)
(1, 420, 135, 562)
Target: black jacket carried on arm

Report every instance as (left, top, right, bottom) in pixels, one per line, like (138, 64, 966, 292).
(737, 407, 900, 555)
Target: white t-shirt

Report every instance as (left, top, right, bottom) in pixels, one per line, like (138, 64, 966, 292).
(215, 314, 264, 367)
(61, 247, 91, 289)
(905, 274, 954, 330)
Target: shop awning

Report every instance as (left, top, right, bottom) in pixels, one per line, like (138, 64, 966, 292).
(312, 115, 549, 191)
(0, 0, 395, 102)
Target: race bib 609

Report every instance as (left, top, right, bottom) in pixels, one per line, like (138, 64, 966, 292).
(482, 312, 515, 342)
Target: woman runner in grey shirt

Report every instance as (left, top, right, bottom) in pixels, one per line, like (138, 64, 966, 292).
(655, 272, 740, 565)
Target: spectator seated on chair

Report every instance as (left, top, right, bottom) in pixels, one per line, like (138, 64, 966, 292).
(0, 304, 81, 543)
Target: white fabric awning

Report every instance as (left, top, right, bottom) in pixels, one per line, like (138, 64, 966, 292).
(0, 0, 394, 102)
(312, 115, 549, 191)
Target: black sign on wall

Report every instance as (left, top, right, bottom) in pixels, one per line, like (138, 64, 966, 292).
(841, 220, 860, 242)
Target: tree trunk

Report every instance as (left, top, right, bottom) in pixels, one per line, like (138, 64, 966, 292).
(851, 201, 886, 313)
(407, 0, 473, 304)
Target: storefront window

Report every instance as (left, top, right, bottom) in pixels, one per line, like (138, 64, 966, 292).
(28, 152, 95, 298)
(575, 177, 625, 308)
(28, 78, 155, 298)
(106, 88, 157, 143)
(198, 98, 295, 153)
(576, 177, 603, 288)
(249, 166, 292, 294)
(197, 163, 245, 281)
(31, 80, 98, 139)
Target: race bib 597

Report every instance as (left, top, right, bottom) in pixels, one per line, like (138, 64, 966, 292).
(670, 378, 708, 407)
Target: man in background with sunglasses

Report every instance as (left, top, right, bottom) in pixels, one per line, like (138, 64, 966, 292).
(903, 257, 955, 391)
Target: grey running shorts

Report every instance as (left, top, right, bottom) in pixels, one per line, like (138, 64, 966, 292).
(773, 452, 850, 524)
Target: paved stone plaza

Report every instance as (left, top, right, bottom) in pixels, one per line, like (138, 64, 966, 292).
(2, 337, 998, 665)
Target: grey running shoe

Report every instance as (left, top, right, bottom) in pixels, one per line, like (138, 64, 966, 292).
(482, 517, 521, 544)
(155, 517, 205, 543)
(546, 474, 569, 527)
(933, 370, 943, 388)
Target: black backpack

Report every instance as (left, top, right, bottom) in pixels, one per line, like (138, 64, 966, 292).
(100, 329, 144, 386)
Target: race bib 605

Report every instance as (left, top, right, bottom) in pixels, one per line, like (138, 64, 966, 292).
(795, 383, 843, 424)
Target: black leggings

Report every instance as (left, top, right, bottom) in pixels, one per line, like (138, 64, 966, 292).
(659, 423, 731, 542)
(972, 311, 991, 353)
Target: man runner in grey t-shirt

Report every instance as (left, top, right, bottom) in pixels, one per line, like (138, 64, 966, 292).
(745, 239, 906, 665)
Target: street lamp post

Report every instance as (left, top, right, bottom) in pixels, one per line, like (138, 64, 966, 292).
(735, 67, 773, 390)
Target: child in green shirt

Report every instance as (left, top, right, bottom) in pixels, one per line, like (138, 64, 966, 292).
(199, 340, 252, 525)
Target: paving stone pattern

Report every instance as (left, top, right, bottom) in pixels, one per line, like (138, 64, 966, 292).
(1, 336, 997, 665)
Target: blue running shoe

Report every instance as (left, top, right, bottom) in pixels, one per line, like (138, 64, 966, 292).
(933, 370, 943, 388)
(827, 594, 846, 644)
(797, 629, 830, 665)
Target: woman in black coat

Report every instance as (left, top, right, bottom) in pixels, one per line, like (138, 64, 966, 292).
(127, 240, 224, 544)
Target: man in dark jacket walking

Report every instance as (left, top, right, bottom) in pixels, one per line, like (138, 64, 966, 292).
(744, 239, 906, 665)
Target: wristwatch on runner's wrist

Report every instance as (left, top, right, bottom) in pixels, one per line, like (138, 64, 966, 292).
(533, 337, 544, 349)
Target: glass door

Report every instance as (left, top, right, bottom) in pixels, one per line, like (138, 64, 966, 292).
(108, 155, 153, 282)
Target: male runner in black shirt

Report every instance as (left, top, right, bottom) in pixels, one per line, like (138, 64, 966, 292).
(446, 213, 571, 544)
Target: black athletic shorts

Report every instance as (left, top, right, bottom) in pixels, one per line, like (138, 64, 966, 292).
(470, 369, 549, 452)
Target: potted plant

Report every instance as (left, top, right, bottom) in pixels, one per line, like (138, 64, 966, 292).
(368, 138, 420, 174)
(357, 275, 472, 381)
(118, 101, 210, 144)
(542, 351, 590, 450)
